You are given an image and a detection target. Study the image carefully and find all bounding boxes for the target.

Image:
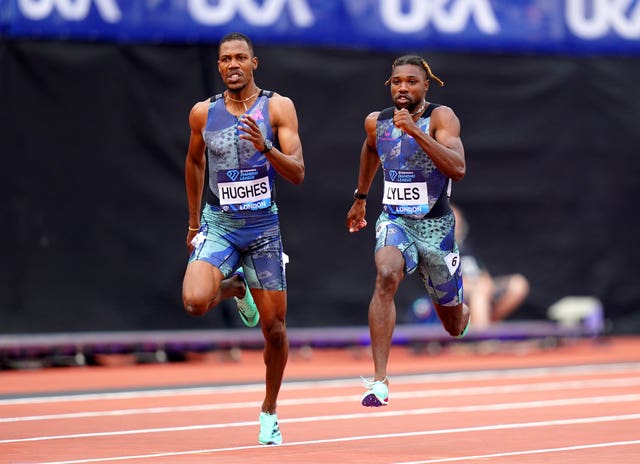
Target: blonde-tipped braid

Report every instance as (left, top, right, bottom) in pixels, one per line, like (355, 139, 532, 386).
(420, 59, 444, 87)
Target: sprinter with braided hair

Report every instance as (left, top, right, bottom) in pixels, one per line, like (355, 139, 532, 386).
(347, 54, 470, 407)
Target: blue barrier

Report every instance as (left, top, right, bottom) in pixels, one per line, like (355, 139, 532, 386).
(0, 320, 597, 367)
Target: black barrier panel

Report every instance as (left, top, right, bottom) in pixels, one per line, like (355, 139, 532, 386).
(1, 40, 639, 334)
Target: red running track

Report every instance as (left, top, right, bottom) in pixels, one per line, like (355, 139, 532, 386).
(1, 336, 639, 463)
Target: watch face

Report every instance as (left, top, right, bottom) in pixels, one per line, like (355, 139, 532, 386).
(263, 139, 273, 152)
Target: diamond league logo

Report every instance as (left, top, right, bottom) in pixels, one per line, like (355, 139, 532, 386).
(389, 170, 398, 181)
(227, 170, 239, 181)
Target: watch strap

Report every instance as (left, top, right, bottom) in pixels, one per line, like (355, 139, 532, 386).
(353, 189, 368, 200)
(261, 139, 273, 154)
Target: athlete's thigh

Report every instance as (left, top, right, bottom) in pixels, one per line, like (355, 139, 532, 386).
(182, 259, 225, 302)
(252, 289, 288, 325)
(189, 220, 242, 278)
(375, 212, 419, 275)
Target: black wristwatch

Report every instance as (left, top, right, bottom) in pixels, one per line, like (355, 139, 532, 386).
(261, 139, 273, 154)
(353, 189, 368, 200)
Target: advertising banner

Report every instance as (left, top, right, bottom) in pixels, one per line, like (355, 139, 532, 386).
(2, 1, 639, 54)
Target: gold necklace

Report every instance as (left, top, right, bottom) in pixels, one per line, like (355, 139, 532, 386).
(225, 89, 260, 111)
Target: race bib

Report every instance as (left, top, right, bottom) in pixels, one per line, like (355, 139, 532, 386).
(217, 166, 271, 211)
(383, 169, 429, 216)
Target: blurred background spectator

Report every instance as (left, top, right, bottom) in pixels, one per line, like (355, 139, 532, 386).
(452, 204, 530, 330)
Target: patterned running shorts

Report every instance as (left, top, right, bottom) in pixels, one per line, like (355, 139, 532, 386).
(375, 210, 463, 306)
(189, 203, 286, 291)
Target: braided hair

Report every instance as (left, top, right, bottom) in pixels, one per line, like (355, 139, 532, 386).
(385, 55, 444, 87)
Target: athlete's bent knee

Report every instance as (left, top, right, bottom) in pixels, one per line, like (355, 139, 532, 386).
(436, 304, 469, 337)
(182, 292, 211, 317)
(264, 320, 287, 348)
(442, 320, 466, 337)
(376, 264, 403, 294)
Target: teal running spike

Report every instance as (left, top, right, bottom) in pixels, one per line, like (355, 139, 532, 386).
(457, 318, 471, 338)
(361, 377, 389, 407)
(259, 412, 282, 445)
(234, 270, 260, 327)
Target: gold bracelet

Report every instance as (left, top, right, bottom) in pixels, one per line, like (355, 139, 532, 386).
(188, 226, 200, 231)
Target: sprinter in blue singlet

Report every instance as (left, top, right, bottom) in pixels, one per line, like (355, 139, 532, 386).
(346, 55, 471, 408)
(182, 33, 304, 445)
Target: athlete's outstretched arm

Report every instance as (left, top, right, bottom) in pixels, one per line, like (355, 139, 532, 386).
(347, 113, 381, 233)
(357, 113, 382, 194)
(184, 100, 207, 250)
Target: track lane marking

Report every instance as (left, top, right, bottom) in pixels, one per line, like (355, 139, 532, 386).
(1, 376, 640, 423)
(2, 362, 639, 405)
(20, 414, 640, 464)
(392, 440, 640, 463)
(1, 394, 639, 444)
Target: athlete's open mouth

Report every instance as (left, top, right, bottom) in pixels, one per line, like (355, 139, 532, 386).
(395, 95, 411, 107)
(227, 71, 243, 83)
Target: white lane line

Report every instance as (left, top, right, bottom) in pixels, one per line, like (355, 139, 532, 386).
(2, 376, 640, 423)
(392, 440, 640, 463)
(2, 393, 639, 444)
(25, 414, 640, 464)
(1, 362, 638, 406)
